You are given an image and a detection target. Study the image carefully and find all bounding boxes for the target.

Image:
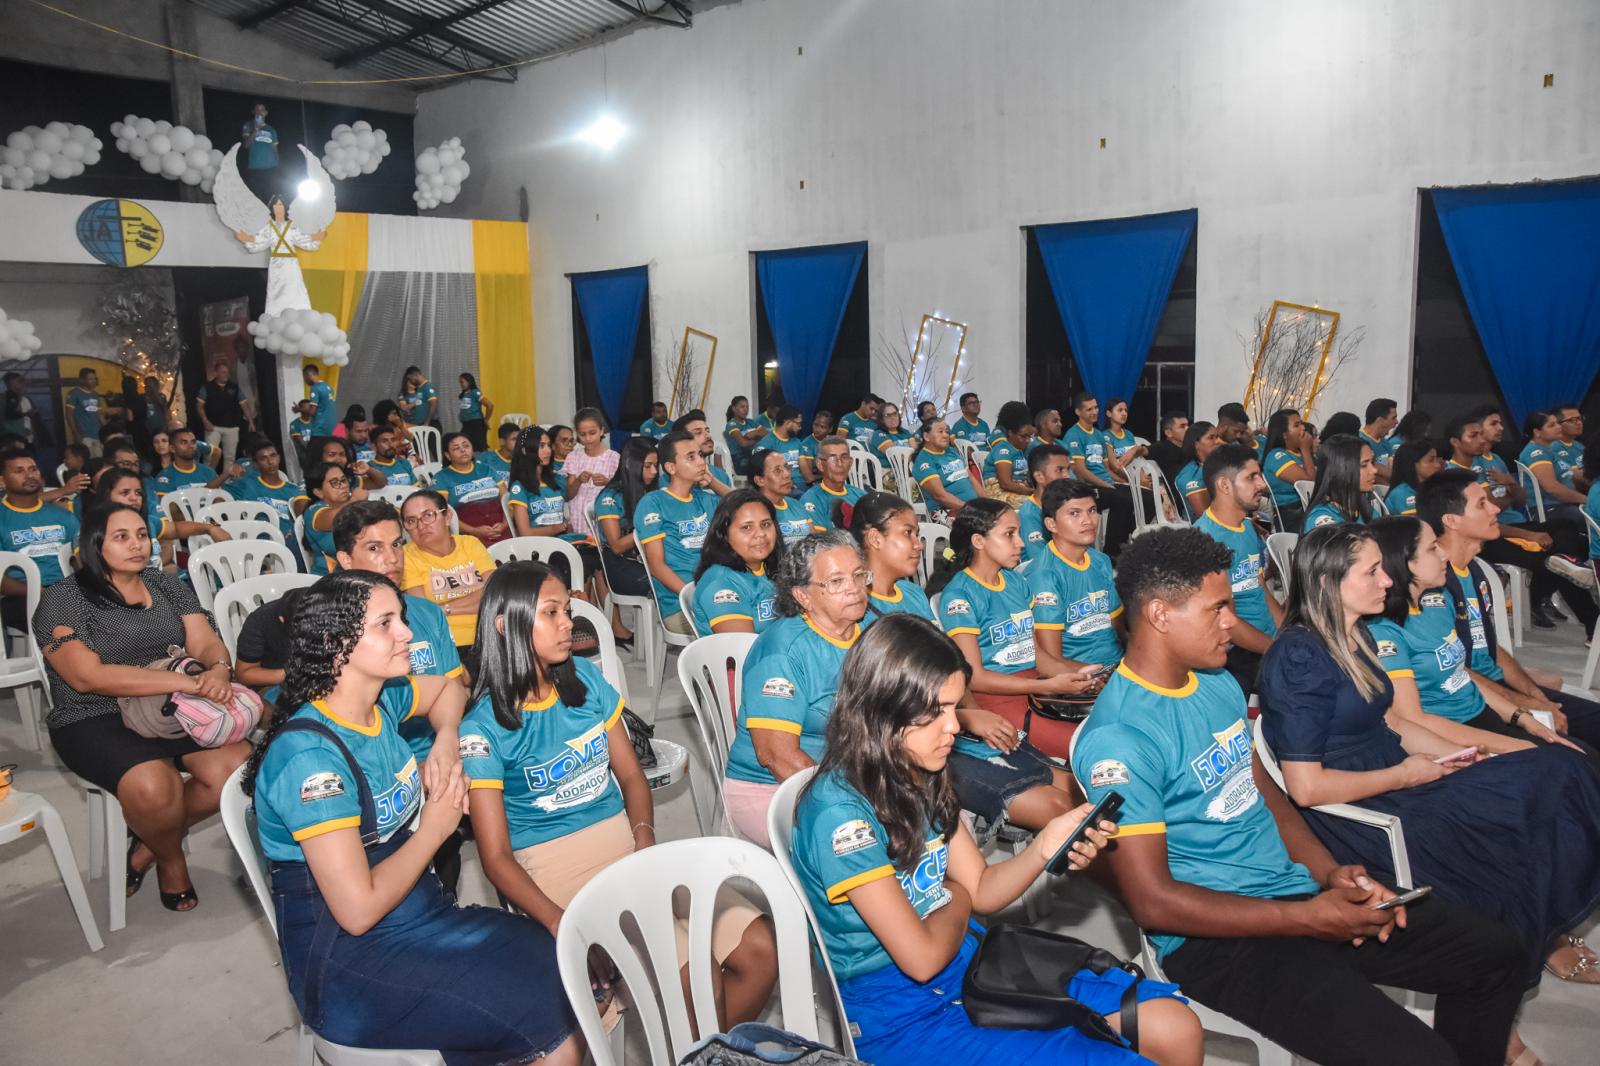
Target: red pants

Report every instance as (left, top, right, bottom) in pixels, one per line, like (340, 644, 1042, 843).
(972, 669, 1080, 761)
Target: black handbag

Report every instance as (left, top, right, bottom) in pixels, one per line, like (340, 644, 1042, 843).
(1025, 692, 1095, 724)
(621, 707, 658, 769)
(961, 923, 1144, 1051)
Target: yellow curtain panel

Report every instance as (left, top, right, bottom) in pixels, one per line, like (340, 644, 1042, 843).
(299, 212, 371, 397)
(472, 219, 536, 421)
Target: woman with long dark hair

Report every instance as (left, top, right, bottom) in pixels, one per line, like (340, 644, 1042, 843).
(592, 436, 657, 607)
(1303, 433, 1375, 531)
(506, 425, 603, 596)
(462, 562, 778, 1030)
(434, 431, 509, 545)
(1260, 522, 1600, 999)
(724, 395, 767, 477)
(1174, 421, 1221, 520)
(1386, 440, 1443, 517)
(748, 447, 813, 544)
(243, 570, 579, 1063)
(1104, 397, 1147, 473)
(89, 467, 231, 570)
(790, 614, 1199, 1066)
(928, 498, 1105, 758)
(302, 460, 361, 575)
(36, 502, 248, 914)
(1261, 407, 1316, 530)
(692, 489, 782, 634)
(457, 372, 492, 452)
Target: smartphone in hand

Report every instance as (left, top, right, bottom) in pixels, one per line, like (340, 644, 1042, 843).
(1432, 747, 1479, 766)
(1372, 884, 1431, 911)
(1046, 791, 1123, 876)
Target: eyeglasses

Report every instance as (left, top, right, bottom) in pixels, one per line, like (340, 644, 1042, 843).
(323, 476, 350, 489)
(1561, 415, 1584, 424)
(403, 507, 444, 528)
(822, 452, 852, 464)
(811, 568, 872, 595)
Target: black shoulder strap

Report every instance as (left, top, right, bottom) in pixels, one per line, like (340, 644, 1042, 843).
(271, 718, 380, 846)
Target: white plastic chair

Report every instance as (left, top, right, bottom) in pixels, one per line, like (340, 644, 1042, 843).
(678, 579, 702, 637)
(367, 484, 418, 510)
(162, 485, 231, 522)
(951, 438, 977, 466)
(1292, 480, 1314, 509)
(216, 519, 289, 546)
(643, 565, 696, 719)
(845, 437, 869, 457)
(0, 552, 53, 750)
(918, 521, 951, 585)
(189, 539, 298, 612)
(212, 572, 320, 662)
(766, 768, 858, 1057)
(413, 461, 443, 486)
(81, 780, 128, 932)
(587, 502, 662, 701)
(410, 425, 443, 469)
(557, 837, 840, 1066)
(1266, 532, 1298, 599)
(712, 438, 740, 487)
(676, 633, 759, 831)
(219, 766, 445, 1066)
(199, 500, 281, 527)
(847, 451, 884, 492)
(1475, 556, 1530, 650)
(487, 537, 583, 591)
(1516, 461, 1548, 523)
(1, 786, 102, 951)
(499, 412, 533, 431)
(972, 449, 990, 481)
(883, 446, 922, 511)
(55, 462, 70, 486)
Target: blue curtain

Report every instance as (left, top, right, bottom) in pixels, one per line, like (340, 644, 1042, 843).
(1432, 182, 1600, 426)
(755, 242, 867, 420)
(571, 265, 649, 438)
(1034, 209, 1196, 420)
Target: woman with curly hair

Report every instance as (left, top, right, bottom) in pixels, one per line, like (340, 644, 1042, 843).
(243, 570, 579, 1064)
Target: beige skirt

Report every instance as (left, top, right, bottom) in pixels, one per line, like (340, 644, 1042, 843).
(513, 811, 763, 965)
(982, 476, 1032, 507)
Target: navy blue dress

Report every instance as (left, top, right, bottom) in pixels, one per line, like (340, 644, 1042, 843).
(1260, 625, 1600, 986)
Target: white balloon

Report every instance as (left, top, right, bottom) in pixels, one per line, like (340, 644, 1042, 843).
(283, 321, 305, 342)
(134, 117, 155, 137)
(139, 153, 163, 174)
(169, 126, 195, 152)
(300, 334, 324, 358)
(416, 150, 441, 175)
(148, 132, 171, 156)
(160, 150, 186, 177)
(0, 340, 19, 360)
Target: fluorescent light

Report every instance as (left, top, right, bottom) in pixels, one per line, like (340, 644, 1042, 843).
(763, 360, 778, 369)
(296, 179, 320, 200)
(579, 114, 626, 150)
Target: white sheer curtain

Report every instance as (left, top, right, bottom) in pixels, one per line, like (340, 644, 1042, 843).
(341, 271, 480, 431)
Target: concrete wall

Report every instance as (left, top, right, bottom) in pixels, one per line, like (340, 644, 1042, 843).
(0, 263, 167, 364)
(0, 0, 416, 113)
(417, 0, 1600, 424)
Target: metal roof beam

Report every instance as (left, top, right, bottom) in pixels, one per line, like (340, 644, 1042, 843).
(595, 0, 691, 29)
(331, 0, 518, 68)
(237, 0, 311, 30)
(296, 2, 517, 83)
(341, 0, 522, 64)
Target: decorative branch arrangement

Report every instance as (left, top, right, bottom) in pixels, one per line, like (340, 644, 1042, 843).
(96, 270, 181, 382)
(874, 311, 972, 421)
(1241, 300, 1365, 427)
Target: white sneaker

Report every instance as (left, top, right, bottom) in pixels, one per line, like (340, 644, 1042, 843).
(1546, 554, 1598, 592)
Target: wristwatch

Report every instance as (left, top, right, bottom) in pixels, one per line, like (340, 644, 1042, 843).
(1509, 709, 1527, 727)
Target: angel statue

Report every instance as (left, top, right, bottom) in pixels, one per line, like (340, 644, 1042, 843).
(213, 144, 336, 316)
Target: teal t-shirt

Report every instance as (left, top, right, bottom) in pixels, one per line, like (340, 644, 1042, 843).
(1387, 482, 1418, 516)
(862, 579, 934, 628)
(938, 568, 1037, 675)
(693, 563, 777, 632)
(434, 461, 503, 509)
(799, 482, 865, 531)
(395, 596, 466, 757)
(65, 387, 101, 441)
(1027, 542, 1123, 666)
(458, 388, 485, 422)
(459, 655, 625, 849)
(507, 479, 566, 530)
(756, 430, 806, 496)
(1063, 423, 1113, 482)
(478, 450, 512, 483)
(254, 678, 423, 862)
(1016, 497, 1048, 563)
(1196, 509, 1277, 637)
(1176, 460, 1206, 519)
(1302, 501, 1361, 532)
(154, 461, 217, 499)
(872, 428, 915, 455)
(1106, 427, 1141, 463)
(230, 474, 305, 537)
(634, 486, 719, 619)
(1553, 440, 1584, 488)
(402, 381, 437, 426)
(980, 438, 1030, 486)
(837, 411, 877, 448)
(301, 502, 337, 575)
(791, 769, 952, 981)
(245, 121, 278, 169)
(951, 416, 991, 445)
(369, 456, 418, 487)
(1360, 431, 1398, 466)
(1071, 665, 1320, 960)
(0, 498, 78, 585)
(912, 447, 978, 504)
(1586, 483, 1600, 560)
(640, 418, 674, 441)
(724, 417, 761, 462)
(289, 417, 312, 446)
(1473, 452, 1526, 523)
(307, 381, 337, 436)
(1519, 441, 1558, 491)
(1451, 564, 1502, 682)
(1370, 592, 1483, 723)
(724, 615, 860, 784)
(594, 485, 631, 536)
(1262, 448, 1306, 508)
(769, 497, 812, 544)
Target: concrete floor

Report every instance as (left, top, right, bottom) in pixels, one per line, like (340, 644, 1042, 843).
(3, 625, 1598, 1065)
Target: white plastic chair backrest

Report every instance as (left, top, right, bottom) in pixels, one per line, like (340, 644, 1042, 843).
(411, 425, 442, 468)
(676, 632, 757, 774)
(972, 449, 989, 477)
(951, 438, 977, 464)
(212, 572, 320, 662)
(884, 445, 915, 494)
(1370, 492, 1389, 517)
(1265, 532, 1298, 588)
(414, 461, 442, 486)
(1583, 509, 1600, 565)
(678, 579, 702, 637)
(1293, 480, 1314, 509)
(712, 438, 734, 475)
(848, 451, 883, 491)
(1474, 558, 1513, 651)
(1515, 461, 1547, 522)
(220, 764, 276, 933)
(845, 437, 868, 456)
(189, 539, 297, 612)
(766, 767, 857, 1057)
(1252, 716, 1289, 792)
(200, 500, 281, 527)
(919, 521, 951, 585)
(487, 537, 583, 591)
(164, 485, 230, 522)
(55, 463, 69, 487)
(1145, 461, 1188, 528)
(216, 519, 288, 546)
(369, 484, 417, 509)
(557, 837, 832, 1066)
(570, 596, 627, 704)
(0, 551, 50, 678)
(500, 412, 533, 430)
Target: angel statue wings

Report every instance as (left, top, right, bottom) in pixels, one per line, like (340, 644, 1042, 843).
(214, 144, 337, 316)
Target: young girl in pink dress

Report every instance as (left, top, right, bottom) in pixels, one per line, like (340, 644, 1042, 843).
(561, 408, 619, 540)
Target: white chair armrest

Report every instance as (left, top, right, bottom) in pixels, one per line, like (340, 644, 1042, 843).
(1311, 802, 1412, 887)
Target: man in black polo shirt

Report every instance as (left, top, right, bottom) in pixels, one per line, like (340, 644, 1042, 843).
(197, 362, 253, 469)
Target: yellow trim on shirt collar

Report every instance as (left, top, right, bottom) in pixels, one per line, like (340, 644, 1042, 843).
(962, 567, 1005, 592)
(1114, 662, 1198, 698)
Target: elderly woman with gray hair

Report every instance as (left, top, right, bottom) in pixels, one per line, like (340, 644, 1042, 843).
(722, 530, 869, 845)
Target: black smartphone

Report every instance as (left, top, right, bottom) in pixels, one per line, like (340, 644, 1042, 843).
(1046, 791, 1123, 876)
(1372, 884, 1431, 911)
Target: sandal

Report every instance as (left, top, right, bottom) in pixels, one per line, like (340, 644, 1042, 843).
(126, 833, 150, 898)
(160, 884, 199, 912)
(1566, 933, 1599, 964)
(1545, 941, 1600, 983)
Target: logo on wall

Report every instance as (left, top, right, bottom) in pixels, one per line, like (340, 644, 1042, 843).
(75, 199, 164, 267)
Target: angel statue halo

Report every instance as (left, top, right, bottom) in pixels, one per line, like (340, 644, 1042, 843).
(213, 144, 337, 316)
